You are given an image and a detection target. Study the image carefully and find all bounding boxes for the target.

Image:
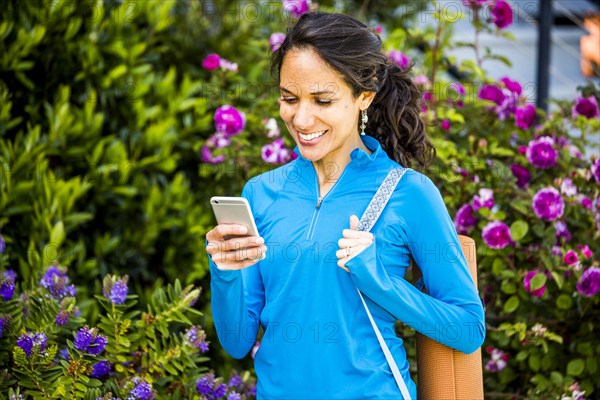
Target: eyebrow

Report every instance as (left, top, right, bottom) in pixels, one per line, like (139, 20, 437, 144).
(279, 87, 336, 96)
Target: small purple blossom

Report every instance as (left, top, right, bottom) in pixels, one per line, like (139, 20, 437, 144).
(454, 204, 478, 235)
(16, 332, 47, 356)
(184, 326, 209, 353)
(40, 266, 76, 299)
(0, 233, 5, 253)
(56, 310, 69, 326)
(482, 221, 512, 249)
(388, 50, 411, 70)
(532, 187, 565, 221)
(523, 271, 546, 297)
(579, 195, 592, 209)
(485, 346, 508, 372)
(560, 178, 577, 197)
(572, 95, 600, 119)
(1, 269, 17, 301)
(591, 158, 600, 183)
(227, 393, 241, 400)
(490, 0, 513, 29)
(202, 54, 221, 71)
(74, 326, 107, 355)
(576, 267, 600, 297)
(201, 144, 225, 164)
(282, 0, 311, 18)
(441, 119, 451, 131)
(0, 316, 6, 338)
(269, 32, 286, 52)
(228, 374, 244, 388)
(478, 85, 505, 105)
(564, 250, 579, 266)
(261, 138, 296, 164)
(499, 76, 522, 95)
(515, 104, 536, 130)
(214, 105, 246, 136)
(89, 335, 108, 355)
(90, 361, 111, 379)
(413, 75, 430, 86)
(554, 221, 572, 243)
(473, 188, 494, 211)
(577, 244, 593, 259)
(449, 82, 466, 96)
(130, 377, 155, 400)
(510, 164, 531, 189)
(103, 275, 129, 305)
(526, 136, 557, 169)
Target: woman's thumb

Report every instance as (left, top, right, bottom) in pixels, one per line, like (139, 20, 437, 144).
(349, 215, 360, 230)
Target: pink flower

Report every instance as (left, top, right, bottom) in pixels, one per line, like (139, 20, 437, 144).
(578, 195, 592, 209)
(202, 53, 221, 70)
(510, 164, 531, 189)
(482, 221, 512, 249)
(449, 82, 466, 96)
(559, 178, 577, 197)
(441, 119, 451, 131)
(413, 75, 430, 86)
(572, 95, 600, 119)
(282, 0, 311, 18)
(478, 85, 505, 105)
(373, 25, 383, 34)
(591, 158, 600, 183)
(523, 271, 546, 297)
(577, 245, 593, 259)
(517, 145, 527, 154)
(485, 347, 508, 372)
(490, 0, 513, 29)
(515, 104, 536, 130)
(500, 76, 522, 95)
(564, 250, 579, 266)
(219, 58, 238, 72)
(532, 187, 565, 221)
(269, 32, 286, 52)
(576, 267, 600, 297)
(388, 50, 411, 70)
(214, 105, 246, 136)
(526, 136, 557, 169)
(454, 204, 478, 234)
(473, 188, 494, 211)
(261, 139, 297, 164)
(264, 118, 280, 138)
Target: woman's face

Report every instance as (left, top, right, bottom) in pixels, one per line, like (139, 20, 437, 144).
(279, 48, 374, 167)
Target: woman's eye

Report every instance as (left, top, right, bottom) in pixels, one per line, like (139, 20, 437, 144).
(316, 99, 333, 105)
(280, 97, 297, 103)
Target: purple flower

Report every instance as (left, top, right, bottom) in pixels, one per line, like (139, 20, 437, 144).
(56, 310, 69, 326)
(579, 195, 592, 209)
(261, 138, 296, 164)
(564, 250, 579, 266)
(510, 164, 531, 189)
(572, 95, 600, 119)
(473, 188, 494, 211)
(201, 145, 225, 165)
(449, 82, 466, 96)
(103, 275, 129, 305)
(577, 244, 593, 259)
(282, 0, 311, 18)
(532, 187, 565, 221)
(90, 361, 111, 379)
(526, 136, 557, 169)
(130, 377, 155, 400)
(40, 266, 76, 299)
(89, 335, 108, 355)
(523, 271, 546, 297)
(227, 393, 241, 400)
(214, 105, 246, 136)
(0, 316, 6, 338)
(454, 204, 478, 234)
(485, 347, 508, 372)
(490, 0, 513, 29)
(1, 269, 17, 301)
(202, 54, 221, 71)
(388, 50, 411, 70)
(0, 233, 5, 253)
(74, 326, 107, 355)
(576, 267, 600, 297)
(554, 221, 572, 243)
(500, 77, 522, 95)
(591, 158, 600, 183)
(482, 221, 512, 249)
(478, 85, 505, 105)
(269, 32, 286, 52)
(197, 372, 216, 395)
(228, 374, 244, 388)
(184, 326, 209, 353)
(16, 332, 47, 356)
(515, 104, 536, 130)
(441, 119, 451, 131)
(560, 178, 577, 197)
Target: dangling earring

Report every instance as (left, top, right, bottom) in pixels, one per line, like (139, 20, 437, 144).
(360, 109, 368, 136)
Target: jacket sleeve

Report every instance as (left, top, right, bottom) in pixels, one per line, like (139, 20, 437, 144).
(346, 174, 485, 354)
(209, 184, 265, 359)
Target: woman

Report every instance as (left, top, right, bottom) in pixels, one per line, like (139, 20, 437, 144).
(206, 12, 485, 399)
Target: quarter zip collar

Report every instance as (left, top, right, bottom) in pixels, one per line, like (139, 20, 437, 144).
(292, 135, 386, 166)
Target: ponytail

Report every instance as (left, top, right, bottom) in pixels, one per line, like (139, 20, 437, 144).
(368, 61, 436, 171)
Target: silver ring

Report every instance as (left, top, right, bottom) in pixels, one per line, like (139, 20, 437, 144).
(344, 246, 350, 258)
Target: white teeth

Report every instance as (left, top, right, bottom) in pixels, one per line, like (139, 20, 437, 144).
(299, 130, 326, 141)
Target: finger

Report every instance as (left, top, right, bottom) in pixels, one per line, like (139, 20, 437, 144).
(214, 257, 261, 271)
(207, 224, 249, 241)
(338, 237, 373, 249)
(222, 236, 264, 252)
(349, 215, 360, 231)
(212, 245, 267, 263)
(337, 259, 349, 272)
(342, 229, 374, 240)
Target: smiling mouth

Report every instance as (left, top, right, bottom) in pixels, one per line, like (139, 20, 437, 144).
(298, 130, 327, 141)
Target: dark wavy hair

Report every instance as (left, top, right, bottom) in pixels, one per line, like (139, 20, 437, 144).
(271, 12, 435, 170)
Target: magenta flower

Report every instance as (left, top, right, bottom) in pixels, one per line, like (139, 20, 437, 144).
(485, 347, 508, 372)
(473, 188, 494, 211)
(490, 0, 513, 29)
(214, 105, 246, 136)
(261, 139, 296, 164)
(201, 145, 225, 165)
(482, 221, 512, 249)
(201, 132, 231, 165)
(554, 221, 572, 243)
(579, 195, 592, 209)
(510, 164, 531, 189)
(576, 267, 600, 297)
(532, 187, 564, 221)
(591, 158, 600, 183)
(449, 82, 466, 96)
(269, 32, 286, 52)
(572, 95, 600, 119)
(577, 245, 593, 259)
(388, 50, 411, 70)
(526, 136, 557, 169)
(564, 250, 579, 266)
(413, 75, 430, 86)
(560, 178, 577, 197)
(515, 104, 536, 130)
(441, 119, 451, 131)
(282, 0, 311, 18)
(499, 77, 522, 95)
(523, 271, 546, 297)
(454, 204, 478, 234)
(202, 54, 221, 70)
(478, 85, 505, 105)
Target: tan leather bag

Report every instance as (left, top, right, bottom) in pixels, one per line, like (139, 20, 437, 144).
(412, 235, 484, 400)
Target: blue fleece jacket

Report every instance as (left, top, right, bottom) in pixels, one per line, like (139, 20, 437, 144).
(209, 135, 485, 399)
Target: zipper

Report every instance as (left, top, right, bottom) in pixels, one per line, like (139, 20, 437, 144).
(305, 165, 350, 241)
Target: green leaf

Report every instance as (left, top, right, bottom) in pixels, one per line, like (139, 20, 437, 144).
(550, 371, 563, 386)
(500, 281, 516, 294)
(529, 354, 540, 372)
(50, 221, 65, 248)
(530, 273, 547, 291)
(503, 295, 520, 313)
(509, 220, 529, 241)
(516, 351, 528, 362)
(567, 359, 585, 376)
(556, 294, 572, 310)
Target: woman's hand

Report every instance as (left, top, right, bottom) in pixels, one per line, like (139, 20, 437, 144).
(206, 224, 267, 270)
(336, 215, 374, 272)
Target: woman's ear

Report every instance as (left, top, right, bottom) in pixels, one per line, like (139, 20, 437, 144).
(359, 91, 377, 110)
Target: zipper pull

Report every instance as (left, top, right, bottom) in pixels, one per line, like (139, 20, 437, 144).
(316, 197, 323, 209)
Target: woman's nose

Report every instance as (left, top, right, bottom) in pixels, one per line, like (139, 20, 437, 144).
(293, 102, 315, 129)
